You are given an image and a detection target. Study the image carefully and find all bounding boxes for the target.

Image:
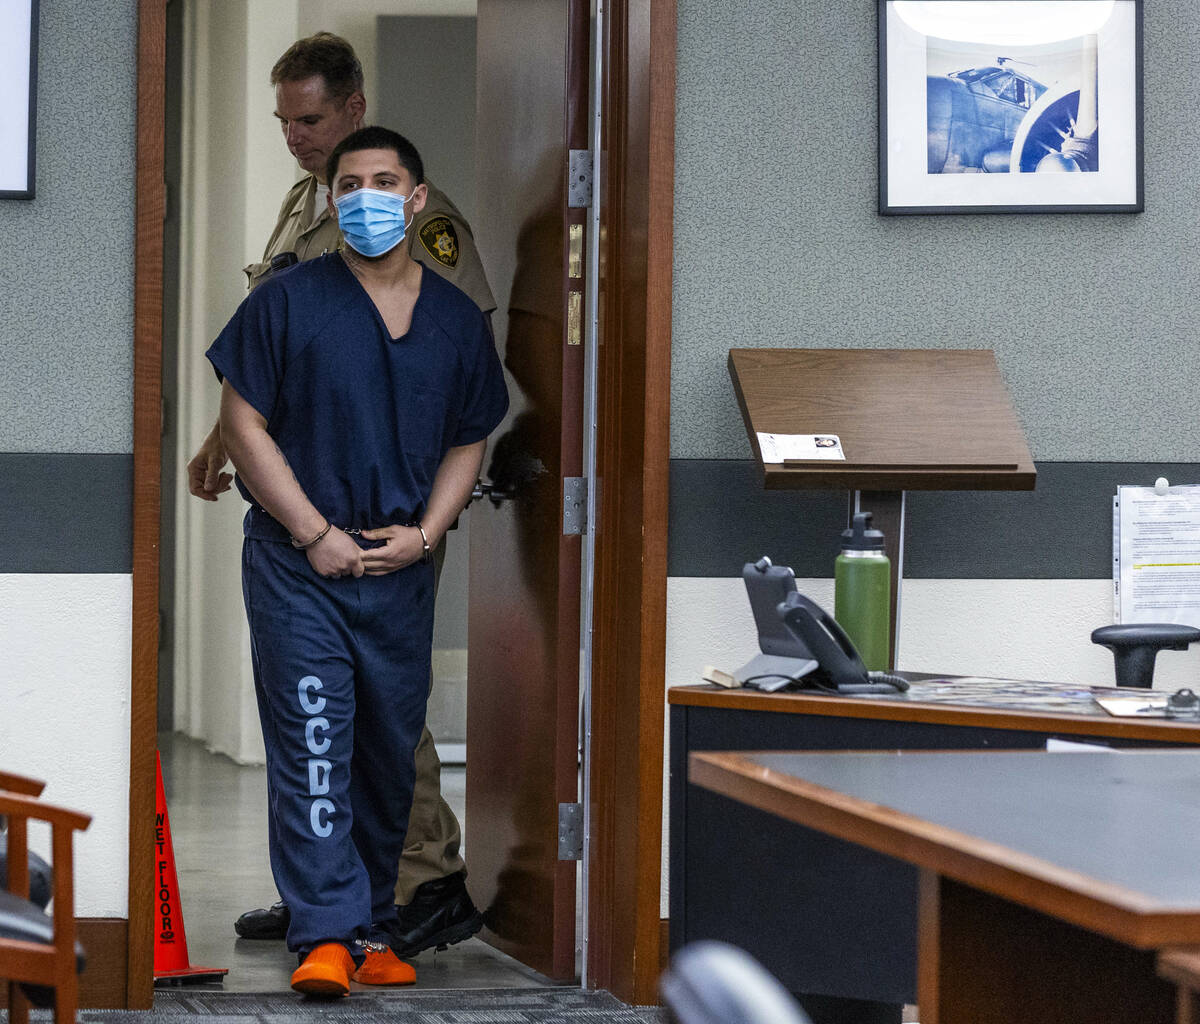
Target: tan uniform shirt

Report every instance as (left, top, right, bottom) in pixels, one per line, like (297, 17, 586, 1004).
(244, 174, 497, 313)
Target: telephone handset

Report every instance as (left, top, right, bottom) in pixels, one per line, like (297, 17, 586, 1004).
(777, 591, 909, 695)
(735, 556, 907, 694)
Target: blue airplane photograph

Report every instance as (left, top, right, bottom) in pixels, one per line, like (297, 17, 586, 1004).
(926, 35, 1099, 175)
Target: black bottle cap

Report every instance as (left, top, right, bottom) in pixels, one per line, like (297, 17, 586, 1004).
(841, 512, 885, 551)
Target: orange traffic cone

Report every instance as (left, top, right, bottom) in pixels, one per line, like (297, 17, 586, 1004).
(153, 751, 228, 985)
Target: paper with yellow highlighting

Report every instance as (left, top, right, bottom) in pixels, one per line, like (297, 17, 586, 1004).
(1116, 484, 1200, 627)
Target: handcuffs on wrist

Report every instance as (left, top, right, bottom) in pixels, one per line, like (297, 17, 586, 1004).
(414, 523, 432, 563)
(290, 522, 331, 550)
(292, 521, 431, 563)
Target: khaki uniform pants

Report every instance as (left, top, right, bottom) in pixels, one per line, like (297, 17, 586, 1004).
(395, 539, 466, 904)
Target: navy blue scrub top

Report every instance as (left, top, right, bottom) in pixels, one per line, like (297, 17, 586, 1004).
(206, 253, 508, 540)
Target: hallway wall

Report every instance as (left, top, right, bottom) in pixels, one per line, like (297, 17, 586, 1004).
(0, 0, 138, 918)
(172, 0, 304, 765)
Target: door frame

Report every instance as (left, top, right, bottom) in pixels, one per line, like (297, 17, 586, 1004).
(127, 0, 673, 1007)
(585, 0, 674, 1005)
(128, 0, 165, 1008)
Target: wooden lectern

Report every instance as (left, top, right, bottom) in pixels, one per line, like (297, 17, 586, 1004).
(729, 348, 1036, 668)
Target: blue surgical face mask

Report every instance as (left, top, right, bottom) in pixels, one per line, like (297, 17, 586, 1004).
(334, 186, 417, 258)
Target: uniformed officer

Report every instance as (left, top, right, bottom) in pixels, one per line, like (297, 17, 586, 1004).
(185, 32, 489, 958)
(210, 126, 507, 994)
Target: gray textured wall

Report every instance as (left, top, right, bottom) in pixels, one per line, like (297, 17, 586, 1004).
(0, 0, 137, 454)
(673, 1, 1200, 462)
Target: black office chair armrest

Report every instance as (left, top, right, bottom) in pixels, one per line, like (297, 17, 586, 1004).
(1091, 623, 1200, 689)
(0, 889, 87, 1007)
(0, 834, 53, 909)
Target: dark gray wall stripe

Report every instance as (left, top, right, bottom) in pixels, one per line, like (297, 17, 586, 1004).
(669, 461, 1200, 580)
(5, 453, 1191, 578)
(0, 454, 132, 572)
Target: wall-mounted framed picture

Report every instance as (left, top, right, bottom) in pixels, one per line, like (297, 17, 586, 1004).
(0, 0, 39, 200)
(878, 0, 1143, 215)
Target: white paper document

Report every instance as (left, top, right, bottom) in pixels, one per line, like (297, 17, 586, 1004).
(1094, 694, 1169, 718)
(1115, 484, 1200, 627)
(756, 432, 846, 464)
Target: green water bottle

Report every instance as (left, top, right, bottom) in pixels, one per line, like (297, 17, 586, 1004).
(834, 512, 891, 671)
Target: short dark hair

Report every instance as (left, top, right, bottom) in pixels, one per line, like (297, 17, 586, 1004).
(270, 32, 363, 102)
(327, 126, 425, 189)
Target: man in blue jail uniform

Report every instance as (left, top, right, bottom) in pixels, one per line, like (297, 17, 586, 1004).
(188, 30, 490, 958)
(207, 125, 508, 996)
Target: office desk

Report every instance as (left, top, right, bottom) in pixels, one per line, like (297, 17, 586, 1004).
(690, 749, 1200, 1024)
(669, 679, 1200, 1023)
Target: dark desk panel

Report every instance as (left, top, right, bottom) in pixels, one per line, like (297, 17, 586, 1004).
(711, 750, 1200, 940)
(668, 682, 1200, 1024)
(690, 749, 1196, 1024)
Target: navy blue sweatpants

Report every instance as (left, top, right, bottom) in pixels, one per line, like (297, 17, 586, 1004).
(241, 538, 433, 954)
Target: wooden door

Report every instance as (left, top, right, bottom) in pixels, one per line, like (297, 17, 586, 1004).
(466, 0, 590, 981)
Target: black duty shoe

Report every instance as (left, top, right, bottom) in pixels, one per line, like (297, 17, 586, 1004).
(388, 871, 483, 957)
(234, 899, 290, 940)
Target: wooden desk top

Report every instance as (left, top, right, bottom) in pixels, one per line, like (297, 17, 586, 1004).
(669, 679, 1200, 745)
(690, 749, 1200, 949)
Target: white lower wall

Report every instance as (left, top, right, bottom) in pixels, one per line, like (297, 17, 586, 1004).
(9, 568, 1176, 921)
(1, 573, 132, 917)
(660, 575, 1200, 914)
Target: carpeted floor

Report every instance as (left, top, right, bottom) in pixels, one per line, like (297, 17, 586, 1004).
(69, 989, 668, 1023)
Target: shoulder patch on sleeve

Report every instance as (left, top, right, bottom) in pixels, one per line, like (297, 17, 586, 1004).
(418, 216, 460, 268)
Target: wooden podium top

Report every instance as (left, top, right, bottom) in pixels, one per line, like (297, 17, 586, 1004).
(728, 348, 1036, 491)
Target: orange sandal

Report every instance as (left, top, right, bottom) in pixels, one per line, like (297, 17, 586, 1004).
(291, 943, 354, 997)
(352, 944, 416, 986)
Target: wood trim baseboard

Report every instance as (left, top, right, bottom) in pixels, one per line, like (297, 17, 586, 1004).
(0, 919, 128, 1010)
(129, 0, 166, 1009)
(79, 918, 130, 1008)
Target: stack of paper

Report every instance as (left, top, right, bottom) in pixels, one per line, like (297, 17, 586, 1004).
(1113, 483, 1200, 627)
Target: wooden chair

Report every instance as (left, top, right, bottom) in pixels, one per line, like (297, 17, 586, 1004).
(0, 771, 91, 1024)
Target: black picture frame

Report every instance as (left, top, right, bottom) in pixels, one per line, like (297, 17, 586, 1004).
(0, 0, 39, 200)
(878, 0, 1143, 215)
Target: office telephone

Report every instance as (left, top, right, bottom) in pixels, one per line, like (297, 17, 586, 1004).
(736, 557, 908, 695)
